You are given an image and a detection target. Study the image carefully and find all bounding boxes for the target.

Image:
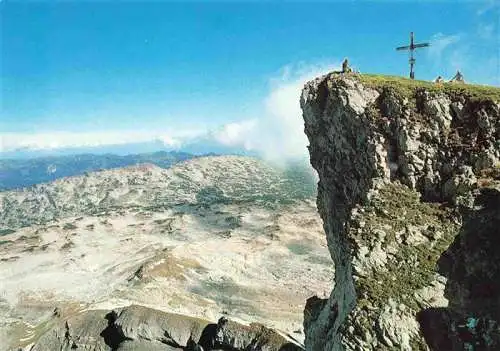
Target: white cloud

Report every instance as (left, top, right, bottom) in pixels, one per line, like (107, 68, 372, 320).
(424, 14, 499, 86)
(0, 129, 192, 153)
(448, 47, 469, 73)
(208, 62, 340, 164)
(263, 62, 340, 160)
(212, 119, 258, 149)
(427, 33, 461, 63)
(1, 62, 339, 163)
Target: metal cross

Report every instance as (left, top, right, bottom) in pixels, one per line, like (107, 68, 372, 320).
(396, 32, 430, 79)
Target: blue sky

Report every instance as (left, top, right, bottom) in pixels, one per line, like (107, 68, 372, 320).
(1, 0, 499, 156)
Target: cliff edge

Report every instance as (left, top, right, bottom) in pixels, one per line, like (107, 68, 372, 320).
(301, 73, 500, 350)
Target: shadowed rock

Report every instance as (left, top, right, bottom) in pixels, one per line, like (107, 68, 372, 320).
(418, 188, 500, 350)
(31, 310, 110, 351)
(27, 305, 302, 351)
(100, 310, 129, 349)
(200, 319, 300, 351)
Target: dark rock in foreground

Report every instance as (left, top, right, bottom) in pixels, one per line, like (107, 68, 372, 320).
(23, 304, 302, 351)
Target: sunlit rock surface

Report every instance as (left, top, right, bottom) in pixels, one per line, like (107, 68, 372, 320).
(0, 156, 332, 350)
(301, 73, 500, 350)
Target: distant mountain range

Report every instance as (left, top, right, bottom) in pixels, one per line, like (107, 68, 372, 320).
(0, 150, 201, 190)
(0, 136, 259, 160)
(0, 134, 267, 190)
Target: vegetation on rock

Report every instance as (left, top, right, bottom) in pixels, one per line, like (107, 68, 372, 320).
(353, 182, 459, 310)
(358, 74, 500, 102)
(301, 72, 500, 350)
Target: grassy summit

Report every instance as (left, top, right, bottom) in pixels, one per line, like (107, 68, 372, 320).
(356, 74, 500, 102)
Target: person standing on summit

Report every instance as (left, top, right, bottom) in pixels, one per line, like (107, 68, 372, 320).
(342, 58, 352, 73)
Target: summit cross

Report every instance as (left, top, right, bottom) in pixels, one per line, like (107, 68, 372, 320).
(396, 32, 430, 79)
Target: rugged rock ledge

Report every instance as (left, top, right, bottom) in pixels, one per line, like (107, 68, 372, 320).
(18, 305, 302, 351)
(301, 73, 500, 350)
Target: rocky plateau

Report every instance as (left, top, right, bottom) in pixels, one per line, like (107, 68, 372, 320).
(0, 156, 332, 350)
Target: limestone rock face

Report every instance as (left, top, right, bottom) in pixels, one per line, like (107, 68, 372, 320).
(31, 310, 111, 351)
(116, 340, 178, 351)
(25, 305, 300, 351)
(300, 73, 500, 350)
(115, 305, 207, 346)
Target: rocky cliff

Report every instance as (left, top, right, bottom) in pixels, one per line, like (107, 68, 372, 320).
(301, 73, 500, 350)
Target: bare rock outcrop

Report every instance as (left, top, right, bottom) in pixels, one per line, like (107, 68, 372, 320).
(24, 305, 301, 351)
(301, 73, 500, 350)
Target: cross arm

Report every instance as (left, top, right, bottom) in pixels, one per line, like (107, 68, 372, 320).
(396, 45, 411, 51)
(413, 43, 430, 48)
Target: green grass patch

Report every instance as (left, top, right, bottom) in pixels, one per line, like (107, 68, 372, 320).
(357, 74, 500, 102)
(354, 183, 459, 310)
